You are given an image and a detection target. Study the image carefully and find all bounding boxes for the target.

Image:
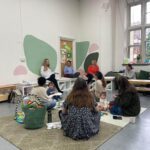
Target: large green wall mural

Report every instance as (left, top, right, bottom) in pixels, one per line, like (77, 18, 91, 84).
(24, 35, 99, 75)
(76, 41, 89, 69)
(24, 35, 57, 75)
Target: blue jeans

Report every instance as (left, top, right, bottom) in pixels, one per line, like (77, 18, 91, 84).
(47, 100, 56, 110)
(40, 99, 56, 110)
(110, 105, 122, 116)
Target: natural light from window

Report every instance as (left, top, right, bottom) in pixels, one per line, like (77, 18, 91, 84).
(130, 4, 141, 26)
(146, 2, 150, 24)
(130, 30, 141, 45)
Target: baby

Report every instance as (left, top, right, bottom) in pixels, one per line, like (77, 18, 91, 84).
(98, 92, 109, 111)
(47, 82, 61, 101)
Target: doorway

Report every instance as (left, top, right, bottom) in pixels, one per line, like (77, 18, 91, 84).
(60, 39, 73, 77)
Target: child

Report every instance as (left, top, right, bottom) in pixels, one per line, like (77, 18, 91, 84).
(31, 77, 56, 110)
(47, 82, 61, 101)
(98, 92, 109, 111)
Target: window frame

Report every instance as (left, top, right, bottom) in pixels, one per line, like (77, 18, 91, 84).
(127, 0, 150, 62)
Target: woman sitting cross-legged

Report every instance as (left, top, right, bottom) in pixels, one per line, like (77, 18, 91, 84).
(63, 60, 80, 78)
(41, 58, 63, 93)
(59, 77, 101, 140)
(123, 63, 136, 79)
(109, 76, 141, 116)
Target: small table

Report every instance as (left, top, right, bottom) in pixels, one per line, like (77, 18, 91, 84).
(105, 76, 115, 91)
(16, 78, 77, 96)
(57, 77, 76, 91)
(16, 82, 38, 96)
(104, 76, 115, 98)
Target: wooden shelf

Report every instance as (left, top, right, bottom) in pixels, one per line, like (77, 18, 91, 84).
(0, 84, 16, 90)
(0, 94, 9, 102)
(122, 63, 150, 66)
(0, 84, 16, 102)
(136, 87, 150, 92)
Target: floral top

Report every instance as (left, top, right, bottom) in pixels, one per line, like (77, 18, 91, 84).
(59, 100, 100, 140)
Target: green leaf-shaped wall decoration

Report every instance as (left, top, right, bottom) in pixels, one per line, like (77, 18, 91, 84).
(24, 35, 57, 75)
(76, 41, 89, 69)
(84, 52, 99, 72)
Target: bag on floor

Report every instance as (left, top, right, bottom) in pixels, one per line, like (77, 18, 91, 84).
(22, 105, 46, 129)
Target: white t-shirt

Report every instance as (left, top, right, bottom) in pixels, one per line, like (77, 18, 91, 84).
(91, 80, 105, 98)
(40, 66, 52, 79)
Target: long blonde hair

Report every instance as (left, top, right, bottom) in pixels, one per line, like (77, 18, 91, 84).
(42, 58, 50, 67)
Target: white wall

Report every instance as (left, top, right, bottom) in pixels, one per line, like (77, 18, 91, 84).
(0, 0, 134, 84)
(114, 0, 128, 71)
(79, 0, 114, 74)
(0, 0, 80, 84)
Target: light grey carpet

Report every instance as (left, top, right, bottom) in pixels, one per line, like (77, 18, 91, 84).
(0, 114, 121, 150)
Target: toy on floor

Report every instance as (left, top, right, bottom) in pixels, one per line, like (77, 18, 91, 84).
(16, 112, 25, 124)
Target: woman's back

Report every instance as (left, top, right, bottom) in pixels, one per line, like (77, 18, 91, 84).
(118, 86, 140, 116)
(59, 78, 100, 140)
(114, 77, 141, 116)
(61, 101, 100, 140)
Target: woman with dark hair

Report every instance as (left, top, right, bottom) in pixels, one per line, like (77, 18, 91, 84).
(124, 63, 136, 79)
(40, 58, 63, 93)
(59, 78, 101, 140)
(90, 71, 106, 102)
(110, 76, 140, 116)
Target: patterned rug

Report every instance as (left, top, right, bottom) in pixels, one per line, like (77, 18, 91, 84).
(0, 113, 121, 150)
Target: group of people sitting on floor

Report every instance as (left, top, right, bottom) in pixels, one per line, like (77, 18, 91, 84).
(31, 58, 140, 140)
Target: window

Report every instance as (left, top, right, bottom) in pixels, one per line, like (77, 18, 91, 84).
(128, 1, 150, 63)
(146, 2, 150, 24)
(146, 28, 150, 55)
(130, 5, 141, 26)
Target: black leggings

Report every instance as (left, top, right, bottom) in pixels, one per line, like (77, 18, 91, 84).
(64, 72, 80, 78)
(47, 74, 63, 93)
(86, 73, 94, 84)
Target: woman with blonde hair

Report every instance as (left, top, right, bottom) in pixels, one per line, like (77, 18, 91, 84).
(40, 58, 63, 93)
(59, 78, 101, 140)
